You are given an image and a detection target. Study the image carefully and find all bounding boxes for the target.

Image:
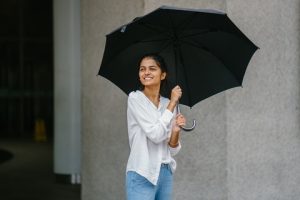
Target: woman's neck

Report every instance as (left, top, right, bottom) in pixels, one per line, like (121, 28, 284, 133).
(143, 87, 160, 107)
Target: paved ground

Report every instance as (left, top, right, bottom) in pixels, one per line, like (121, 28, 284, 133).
(0, 139, 80, 200)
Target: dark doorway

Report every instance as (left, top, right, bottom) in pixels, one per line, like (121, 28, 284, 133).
(0, 1, 81, 199)
(0, 0, 53, 139)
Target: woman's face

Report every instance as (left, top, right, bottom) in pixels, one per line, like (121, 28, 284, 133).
(139, 57, 166, 88)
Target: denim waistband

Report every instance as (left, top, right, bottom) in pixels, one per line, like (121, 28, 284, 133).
(161, 163, 172, 173)
(161, 163, 170, 168)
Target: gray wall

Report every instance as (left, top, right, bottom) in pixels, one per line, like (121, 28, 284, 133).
(81, 1, 144, 199)
(226, 0, 300, 199)
(54, 0, 81, 181)
(81, 0, 300, 199)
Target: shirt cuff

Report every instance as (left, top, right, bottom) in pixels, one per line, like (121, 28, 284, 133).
(169, 142, 181, 156)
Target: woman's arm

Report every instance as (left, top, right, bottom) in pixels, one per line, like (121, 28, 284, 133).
(127, 95, 173, 144)
(168, 114, 186, 156)
(169, 113, 186, 148)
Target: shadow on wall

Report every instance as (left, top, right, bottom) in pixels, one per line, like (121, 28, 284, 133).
(0, 149, 14, 164)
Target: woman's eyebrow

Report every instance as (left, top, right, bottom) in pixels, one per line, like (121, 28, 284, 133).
(139, 65, 158, 68)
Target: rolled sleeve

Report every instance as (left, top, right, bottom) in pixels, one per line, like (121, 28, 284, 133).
(127, 93, 173, 144)
(159, 109, 173, 127)
(169, 142, 181, 156)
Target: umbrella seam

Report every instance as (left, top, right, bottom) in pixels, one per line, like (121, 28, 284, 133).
(100, 39, 172, 72)
(182, 40, 242, 85)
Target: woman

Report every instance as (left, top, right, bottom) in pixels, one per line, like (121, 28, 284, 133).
(126, 54, 186, 200)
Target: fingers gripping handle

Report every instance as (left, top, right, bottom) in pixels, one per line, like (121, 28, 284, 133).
(176, 104, 196, 132)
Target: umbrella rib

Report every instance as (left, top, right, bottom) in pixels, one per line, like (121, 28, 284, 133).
(182, 40, 241, 84)
(138, 38, 170, 44)
(177, 46, 193, 106)
(176, 13, 198, 31)
(138, 22, 173, 38)
(103, 39, 172, 69)
(167, 14, 194, 105)
(166, 11, 198, 32)
(180, 29, 253, 49)
(157, 40, 172, 54)
(178, 29, 213, 40)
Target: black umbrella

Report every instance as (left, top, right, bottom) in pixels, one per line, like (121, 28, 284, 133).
(98, 6, 258, 130)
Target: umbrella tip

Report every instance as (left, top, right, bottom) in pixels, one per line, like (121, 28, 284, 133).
(132, 17, 141, 22)
(120, 26, 127, 33)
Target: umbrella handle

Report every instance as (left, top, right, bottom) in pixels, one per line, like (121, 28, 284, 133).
(181, 119, 196, 132)
(176, 104, 196, 132)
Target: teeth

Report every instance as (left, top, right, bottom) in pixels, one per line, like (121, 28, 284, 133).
(144, 77, 152, 80)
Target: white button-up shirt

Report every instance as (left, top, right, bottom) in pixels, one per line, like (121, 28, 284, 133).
(126, 90, 181, 185)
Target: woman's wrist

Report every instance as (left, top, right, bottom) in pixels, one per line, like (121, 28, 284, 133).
(169, 130, 180, 147)
(168, 141, 179, 148)
(169, 99, 178, 106)
(167, 100, 177, 112)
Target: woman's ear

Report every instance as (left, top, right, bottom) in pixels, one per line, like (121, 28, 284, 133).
(161, 72, 166, 80)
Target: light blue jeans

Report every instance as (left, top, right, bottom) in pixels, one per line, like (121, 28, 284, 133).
(126, 164, 173, 200)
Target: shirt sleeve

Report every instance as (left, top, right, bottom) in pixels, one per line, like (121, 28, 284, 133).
(169, 142, 181, 156)
(127, 94, 173, 144)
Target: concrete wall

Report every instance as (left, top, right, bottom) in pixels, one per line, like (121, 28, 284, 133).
(81, 0, 300, 199)
(226, 0, 300, 199)
(54, 0, 81, 179)
(81, 1, 144, 199)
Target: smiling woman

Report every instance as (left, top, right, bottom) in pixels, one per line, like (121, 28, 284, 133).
(139, 62, 165, 86)
(125, 54, 186, 200)
(138, 55, 167, 106)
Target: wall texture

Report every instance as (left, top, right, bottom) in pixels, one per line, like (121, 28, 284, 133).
(226, 0, 300, 199)
(81, 0, 300, 199)
(81, 0, 144, 199)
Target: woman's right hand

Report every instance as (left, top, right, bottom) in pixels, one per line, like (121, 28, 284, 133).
(170, 85, 182, 104)
(167, 85, 182, 113)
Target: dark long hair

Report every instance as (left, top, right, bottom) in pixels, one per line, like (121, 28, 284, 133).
(137, 54, 169, 96)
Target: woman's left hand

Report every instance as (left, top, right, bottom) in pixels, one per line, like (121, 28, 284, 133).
(172, 113, 186, 132)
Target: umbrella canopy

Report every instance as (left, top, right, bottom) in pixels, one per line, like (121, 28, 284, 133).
(98, 5, 258, 108)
